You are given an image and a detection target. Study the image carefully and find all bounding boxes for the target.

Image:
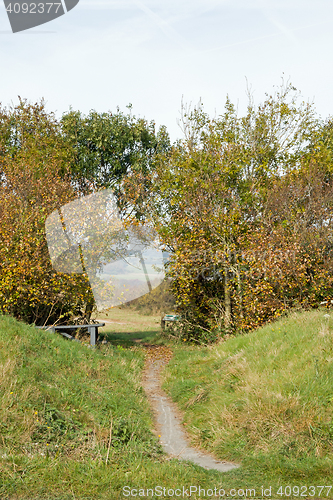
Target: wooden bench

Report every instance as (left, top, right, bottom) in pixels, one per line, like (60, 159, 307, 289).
(36, 323, 105, 346)
(161, 314, 180, 329)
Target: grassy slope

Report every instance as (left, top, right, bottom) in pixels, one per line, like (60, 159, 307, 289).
(2, 308, 333, 499)
(0, 314, 229, 500)
(163, 309, 333, 494)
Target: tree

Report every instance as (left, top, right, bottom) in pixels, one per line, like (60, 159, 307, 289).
(0, 99, 93, 325)
(60, 107, 170, 202)
(123, 82, 327, 341)
(0, 99, 171, 325)
(240, 159, 333, 329)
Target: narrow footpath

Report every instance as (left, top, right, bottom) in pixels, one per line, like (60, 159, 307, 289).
(142, 345, 239, 473)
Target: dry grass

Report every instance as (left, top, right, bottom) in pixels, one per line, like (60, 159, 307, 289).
(164, 308, 333, 481)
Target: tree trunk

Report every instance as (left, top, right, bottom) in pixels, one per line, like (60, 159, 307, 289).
(224, 266, 232, 333)
(84, 296, 94, 323)
(235, 264, 244, 324)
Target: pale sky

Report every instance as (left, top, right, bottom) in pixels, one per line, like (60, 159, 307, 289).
(1, 0, 333, 142)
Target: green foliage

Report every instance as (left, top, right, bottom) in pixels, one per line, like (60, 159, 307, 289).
(124, 81, 333, 341)
(61, 107, 170, 200)
(0, 100, 171, 326)
(0, 98, 93, 325)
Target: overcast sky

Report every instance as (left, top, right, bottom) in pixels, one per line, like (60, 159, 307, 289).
(0, 0, 332, 142)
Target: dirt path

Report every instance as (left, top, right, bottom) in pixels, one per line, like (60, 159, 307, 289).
(142, 346, 239, 473)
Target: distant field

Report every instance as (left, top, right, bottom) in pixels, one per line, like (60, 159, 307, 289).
(94, 308, 163, 346)
(96, 307, 162, 333)
(93, 282, 176, 346)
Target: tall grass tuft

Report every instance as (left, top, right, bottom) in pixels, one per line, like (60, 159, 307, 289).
(163, 308, 333, 484)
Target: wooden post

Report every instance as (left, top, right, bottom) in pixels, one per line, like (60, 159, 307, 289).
(88, 326, 98, 346)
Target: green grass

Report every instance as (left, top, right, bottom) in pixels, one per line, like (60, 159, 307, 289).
(162, 308, 333, 495)
(2, 308, 333, 499)
(0, 314, 235, 500)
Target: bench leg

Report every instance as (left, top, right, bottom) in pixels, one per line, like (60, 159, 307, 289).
(89, 326, 98, 346)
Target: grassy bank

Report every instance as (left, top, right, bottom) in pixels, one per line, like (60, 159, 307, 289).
(163, 308, 333, 494)
(2, 308, 333, 499)
(0, 315, 229, 499)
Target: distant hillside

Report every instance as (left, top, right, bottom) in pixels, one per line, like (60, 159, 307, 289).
(122, 279, 176, 315)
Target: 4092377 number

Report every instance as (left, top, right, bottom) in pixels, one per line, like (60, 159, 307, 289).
(276, 485, 332, 497)
(5, 3, 62, 14)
